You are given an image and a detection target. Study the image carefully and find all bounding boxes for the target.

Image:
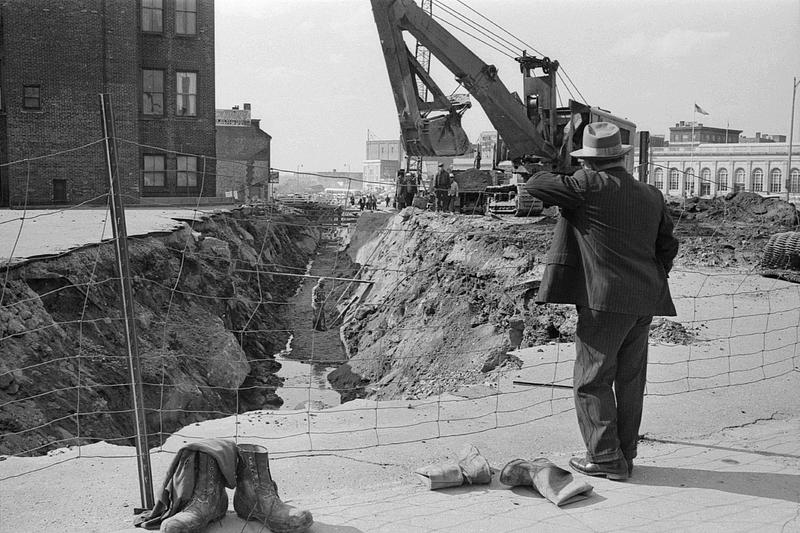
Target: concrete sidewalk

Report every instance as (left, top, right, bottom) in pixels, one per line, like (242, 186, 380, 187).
(110, 417, 800, 533)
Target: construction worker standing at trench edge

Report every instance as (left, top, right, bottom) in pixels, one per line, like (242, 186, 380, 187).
(447, 174, 459, 212)
(434, 162, 450, 211)
(525, 122, 679, 481)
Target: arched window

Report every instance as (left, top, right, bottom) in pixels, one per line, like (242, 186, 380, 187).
(734, 168, 746, 191)
(669, 168, 680, 190)
(684, 168, 695, 196)
(769, 169, 782, 193)
(717, 168, 728, 192)
(790, 168, 800, 193)
(700, 168, 711, 196)
(653, 168, 664, 189)
(752, 168, 764, 192)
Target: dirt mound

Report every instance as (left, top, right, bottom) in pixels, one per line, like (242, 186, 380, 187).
(668, 192, 799, 227)
(649, 318, 694, 345)
(453, 168, 493, 191)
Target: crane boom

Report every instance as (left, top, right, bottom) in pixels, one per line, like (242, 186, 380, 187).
(371, 0, 557, 161)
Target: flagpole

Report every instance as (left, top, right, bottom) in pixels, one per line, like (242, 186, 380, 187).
(690, 105, 696, 197)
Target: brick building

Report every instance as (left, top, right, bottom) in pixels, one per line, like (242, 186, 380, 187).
(0, 0, 217, 207)
(668, 121, 741, 147)
(216, 103, 271, 202)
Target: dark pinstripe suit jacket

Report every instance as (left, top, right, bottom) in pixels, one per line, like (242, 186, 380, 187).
(525, 167, 679, 317)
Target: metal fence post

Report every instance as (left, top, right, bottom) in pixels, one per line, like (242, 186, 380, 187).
(100, 93, 155, 511)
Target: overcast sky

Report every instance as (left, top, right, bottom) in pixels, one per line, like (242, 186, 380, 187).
(215, 0, 800, 172)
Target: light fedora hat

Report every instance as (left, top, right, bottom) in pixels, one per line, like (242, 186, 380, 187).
(570, 122, 632, 159)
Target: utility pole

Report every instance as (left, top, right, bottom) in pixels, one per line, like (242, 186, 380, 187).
(638, 131, 650, 183)
(788, 76, 798, 202)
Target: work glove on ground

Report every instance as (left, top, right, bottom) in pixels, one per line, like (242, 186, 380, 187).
(416, 444, 492, 490)
(500, 458, 593, 506)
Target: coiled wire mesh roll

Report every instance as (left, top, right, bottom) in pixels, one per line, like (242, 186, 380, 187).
(761, 231, 800, 270)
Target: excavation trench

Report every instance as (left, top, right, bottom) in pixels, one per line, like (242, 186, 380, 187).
(1, 194, 794, 456)
(273, 232, 358, 410)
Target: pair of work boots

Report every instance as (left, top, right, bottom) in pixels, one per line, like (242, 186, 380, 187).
(416, 445, 593, 507)
(161, 443, 312, 533)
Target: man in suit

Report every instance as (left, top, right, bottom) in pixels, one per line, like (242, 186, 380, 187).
(525, 122, 679, 480)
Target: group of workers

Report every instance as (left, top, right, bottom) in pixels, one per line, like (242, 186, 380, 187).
(396, 162, 460, 213)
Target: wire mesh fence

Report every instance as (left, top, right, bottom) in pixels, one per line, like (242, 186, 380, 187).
(0, 138, 799, 530)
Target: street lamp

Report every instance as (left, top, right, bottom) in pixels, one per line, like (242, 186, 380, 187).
(788, 76, 799, 201)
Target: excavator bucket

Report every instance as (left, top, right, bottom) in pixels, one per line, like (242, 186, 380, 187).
(405, 111, 471, 157)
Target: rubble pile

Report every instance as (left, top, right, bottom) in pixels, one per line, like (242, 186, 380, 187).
(649, 318, 695, 345)
(668, 191, 799, 227)
(666, 193, 799, 269)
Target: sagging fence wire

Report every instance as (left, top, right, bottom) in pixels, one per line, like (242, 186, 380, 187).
(0, 138, 798, 495)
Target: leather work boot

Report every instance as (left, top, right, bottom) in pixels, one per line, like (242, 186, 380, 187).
(416, 444, 492, 489)
(500, 458, 593, 506)
(569, 455, 630, 481)
(161, 452, 229, 533)
(457, 444, 492, 485)
(234, 443, 313, 533)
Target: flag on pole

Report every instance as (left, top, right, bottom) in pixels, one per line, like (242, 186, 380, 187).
(694, 103, 710, 115)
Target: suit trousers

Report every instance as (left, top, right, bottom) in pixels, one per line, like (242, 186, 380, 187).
(573, 306, 652, 462)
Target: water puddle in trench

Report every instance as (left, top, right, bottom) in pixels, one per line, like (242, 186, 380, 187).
(274, 334, 340, 410)
(272, 233, 356, 410)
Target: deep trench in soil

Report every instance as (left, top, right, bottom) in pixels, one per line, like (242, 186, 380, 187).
(273, 231, 357, 409)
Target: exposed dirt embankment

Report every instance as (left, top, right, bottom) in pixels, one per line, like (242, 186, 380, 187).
(337, 210, 564, 400)
(0, 207, 324, 455)
(335, 193, 798, 401)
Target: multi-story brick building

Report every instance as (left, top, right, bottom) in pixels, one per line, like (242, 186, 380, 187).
(0, 0, 216, 207)
(216, 103, 272, 202)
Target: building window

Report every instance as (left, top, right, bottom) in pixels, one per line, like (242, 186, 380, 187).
(176, 0, 197, 35)
(669, 168, 679, 190)
(142, 69, 164, 115)
(52, 179, 67, 203)
(790, 168, 800, 193)
(769, 168, 782, 193)
(684, 168, 695, 196)
(177, 156, 198, 187)
(700, 168, 711, 196)
(752, 168, 763, 192)
(23, 85, 41, 109)
(176, 72, 196, 116)
(142, 0, 163, 33)
(734, 168, 745, 191)
(653, 168, 664, 189)
(717, 168, 728, 192)
(143, 155, 166, 187)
